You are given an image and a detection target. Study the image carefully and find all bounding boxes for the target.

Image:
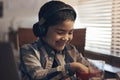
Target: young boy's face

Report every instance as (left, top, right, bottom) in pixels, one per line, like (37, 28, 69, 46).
(43, 20, 74, 51)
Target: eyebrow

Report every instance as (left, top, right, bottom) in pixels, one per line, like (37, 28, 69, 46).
(56, 28, 74, 32)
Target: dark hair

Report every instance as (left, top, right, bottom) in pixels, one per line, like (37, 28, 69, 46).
(33, 1, 76, 37)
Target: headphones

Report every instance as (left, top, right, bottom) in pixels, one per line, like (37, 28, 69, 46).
(33, 4, 76, 37)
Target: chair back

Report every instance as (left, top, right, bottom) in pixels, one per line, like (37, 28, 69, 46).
(17, 28, 86, 54)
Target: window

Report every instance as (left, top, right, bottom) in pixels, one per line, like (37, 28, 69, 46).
(74, 0, 120, 57)
(112, 0, 120, 57)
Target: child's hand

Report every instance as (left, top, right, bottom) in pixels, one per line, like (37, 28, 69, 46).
(70, 62, 89, 73)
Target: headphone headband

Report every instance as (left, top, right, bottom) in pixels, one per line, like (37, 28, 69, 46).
(46, 7, 76, 20)
(39, 7, 76, 26)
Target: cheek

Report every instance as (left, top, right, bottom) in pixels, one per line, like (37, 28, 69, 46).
(69, 34, 73, 40)
(70, 35, 73, 40)
(46, 32, 59, 42)
(52, 35, 62, 42)
(68, 35, 73, 42)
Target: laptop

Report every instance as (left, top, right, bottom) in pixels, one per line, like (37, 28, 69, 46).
(0, 42, 21, 80)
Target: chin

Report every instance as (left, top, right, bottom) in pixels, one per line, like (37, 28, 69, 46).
(56, 46, 65, 51)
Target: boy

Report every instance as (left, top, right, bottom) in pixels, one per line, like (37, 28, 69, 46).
(20, 1, 90, 80)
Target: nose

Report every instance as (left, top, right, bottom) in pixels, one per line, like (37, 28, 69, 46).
(62, 34, 72, 41)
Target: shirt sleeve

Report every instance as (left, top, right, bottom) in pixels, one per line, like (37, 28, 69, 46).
(75, 48, 91, 67)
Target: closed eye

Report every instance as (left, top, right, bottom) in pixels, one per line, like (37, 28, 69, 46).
(56, 31, 66, 35)
(55, 29, 74, 35)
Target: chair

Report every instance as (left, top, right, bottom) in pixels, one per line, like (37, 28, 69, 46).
(17, 28, 86, 54)
(17, 28, 37, 49)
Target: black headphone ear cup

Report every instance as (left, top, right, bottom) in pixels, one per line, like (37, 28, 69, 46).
(38, 26, 46, 37)
(33, 22, 47, 37)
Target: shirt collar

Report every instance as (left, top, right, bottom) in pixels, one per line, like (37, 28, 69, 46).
(37, 38, 66, 56)
(37, 38, 56, 56)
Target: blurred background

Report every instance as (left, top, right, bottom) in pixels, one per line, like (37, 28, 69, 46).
(0, 0, 49, 41)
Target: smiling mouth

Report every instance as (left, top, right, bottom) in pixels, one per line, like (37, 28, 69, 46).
(56, 41, 67, 46)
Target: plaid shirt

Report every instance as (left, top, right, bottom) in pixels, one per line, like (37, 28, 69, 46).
(20, 39, 90, 80)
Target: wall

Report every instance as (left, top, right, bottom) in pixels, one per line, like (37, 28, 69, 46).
(0, 0, 49, 41)
(0, 0, 49, 32)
